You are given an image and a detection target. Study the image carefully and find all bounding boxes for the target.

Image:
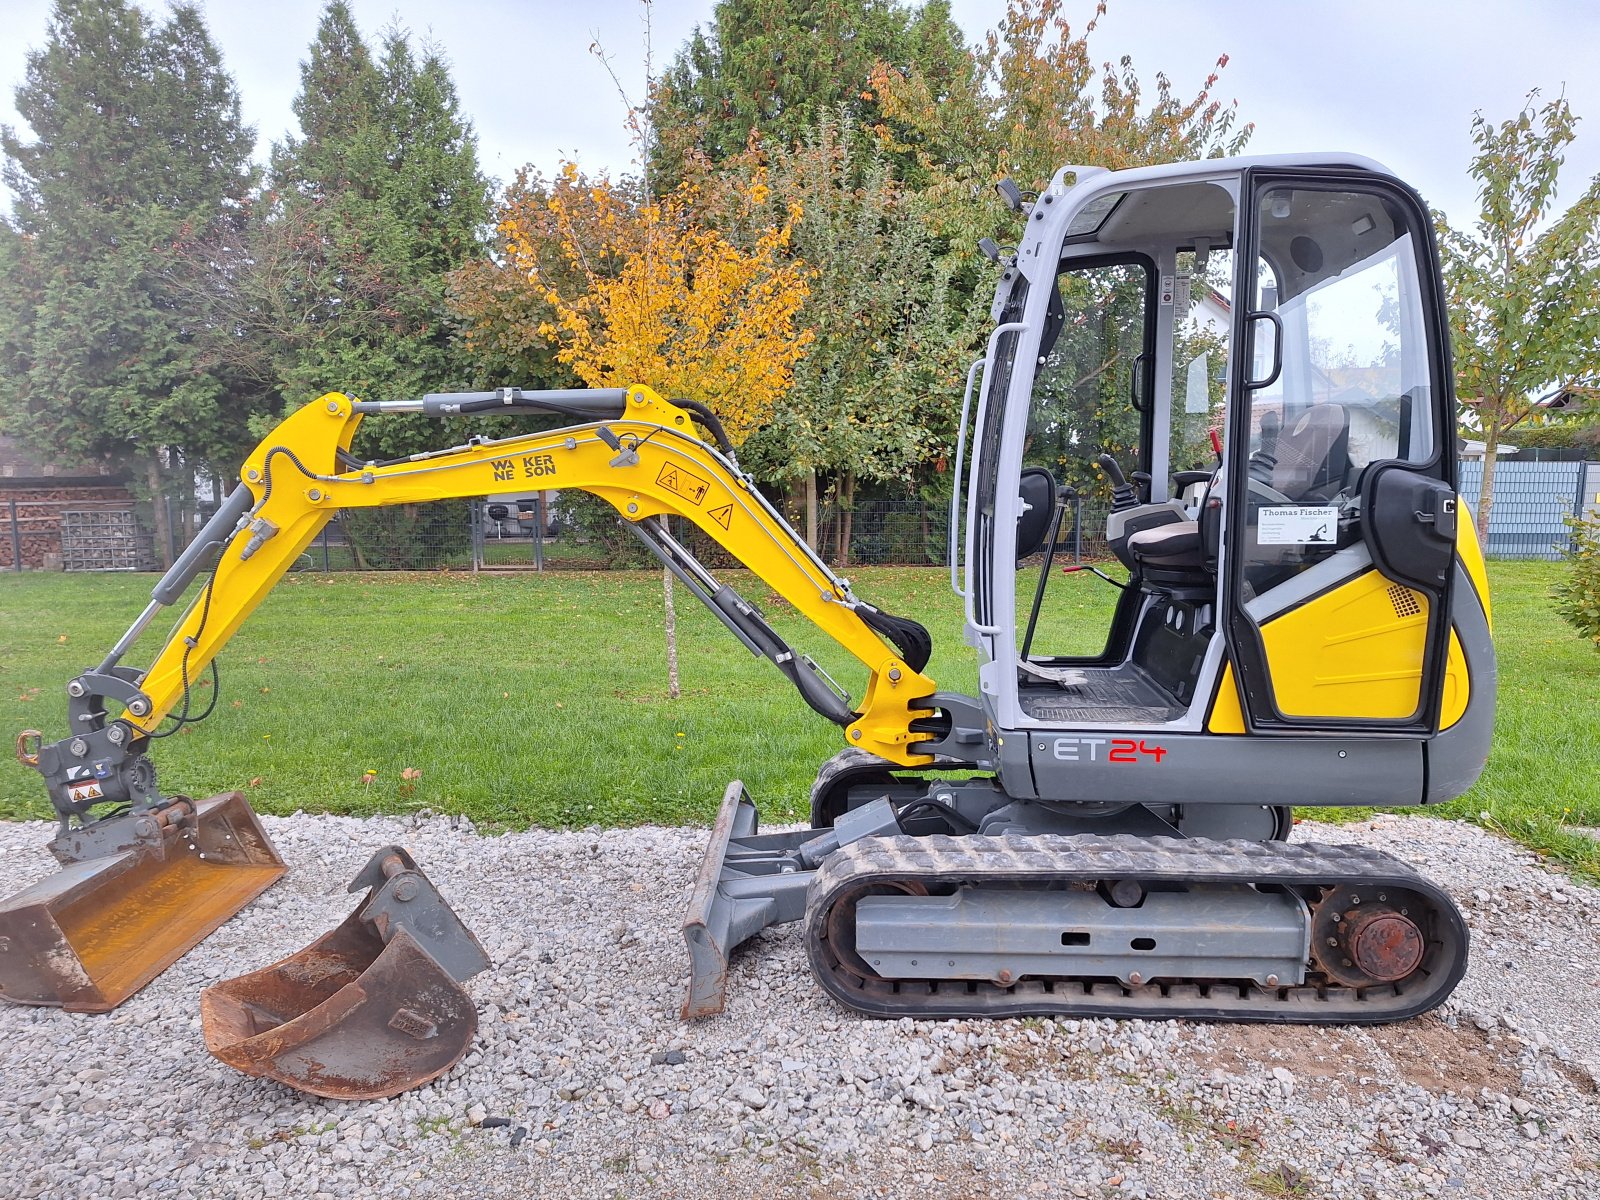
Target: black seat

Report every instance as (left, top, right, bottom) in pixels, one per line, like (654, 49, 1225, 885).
(1127, 519, 1207, 589)
(1259, 403, 1351, 502)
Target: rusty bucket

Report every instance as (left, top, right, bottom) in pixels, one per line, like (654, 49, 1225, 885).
(0, 792, 286, 1012)
(201, 846, 489, 1100)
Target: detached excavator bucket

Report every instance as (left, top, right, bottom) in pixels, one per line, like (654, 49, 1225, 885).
(0, 792, 286, 1012)
(201, 846, 489, 1100)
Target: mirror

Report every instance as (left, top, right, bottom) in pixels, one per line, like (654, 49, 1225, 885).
(1017, 467, 1058, 561)
(1363, 462, 1456, 593)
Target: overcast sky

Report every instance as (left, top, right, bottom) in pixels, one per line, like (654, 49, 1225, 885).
(2, 0, 1599, 230)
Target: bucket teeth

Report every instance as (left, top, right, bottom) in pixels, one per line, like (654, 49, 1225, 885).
(201, 845, 489, 1100)
(0, 792, 286, 1012)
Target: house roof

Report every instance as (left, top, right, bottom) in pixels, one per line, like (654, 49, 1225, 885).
(0, 436, 126, 486)
(1537, 384, 1597, 412)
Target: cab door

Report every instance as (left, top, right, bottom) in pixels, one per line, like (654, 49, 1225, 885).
(1218, 171, 1457, 733)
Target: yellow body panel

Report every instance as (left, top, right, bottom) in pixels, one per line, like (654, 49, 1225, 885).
(1208, 570, 1472, 731)
(1455, 511, 1492, 631)
(1439, 630, 1469, 729)
(124, 387, 935, 766)
(1207, 663, 1247, 734)
(1262, 570, 1430, 719)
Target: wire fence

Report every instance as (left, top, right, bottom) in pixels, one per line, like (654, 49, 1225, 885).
(258, 496, 1114, 573)
(11, 464, 1592, 574)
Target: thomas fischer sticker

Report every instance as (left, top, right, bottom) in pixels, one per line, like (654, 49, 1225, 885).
(1259, 506, 1337, 545)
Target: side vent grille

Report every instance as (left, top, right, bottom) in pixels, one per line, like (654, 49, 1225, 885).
(1388, 585, 1422, 618)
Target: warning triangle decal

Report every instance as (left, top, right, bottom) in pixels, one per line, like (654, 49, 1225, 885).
(660, 468, 680, 490)
(708, 503, 733, 530)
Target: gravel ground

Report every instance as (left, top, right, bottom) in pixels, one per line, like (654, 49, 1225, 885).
(0, 810, 1596, 1200)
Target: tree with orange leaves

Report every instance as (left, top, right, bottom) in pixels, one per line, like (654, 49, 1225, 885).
(481, 162, 812, 449)
(452, 158, 813, 697)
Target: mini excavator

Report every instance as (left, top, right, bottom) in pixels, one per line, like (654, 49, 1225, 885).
(2, 155, 1494, 1093)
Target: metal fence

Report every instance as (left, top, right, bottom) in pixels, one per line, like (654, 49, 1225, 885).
(473, 497, 966, 571)
(1458, 460, 1592, 560)
(264, 496, 1111, 573)
(19, 464, 1591, 574)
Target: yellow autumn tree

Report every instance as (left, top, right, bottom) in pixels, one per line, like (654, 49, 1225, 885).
(498, 161, 812, 448)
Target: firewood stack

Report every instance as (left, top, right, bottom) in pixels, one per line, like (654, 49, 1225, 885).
(0, 486, 146, 570)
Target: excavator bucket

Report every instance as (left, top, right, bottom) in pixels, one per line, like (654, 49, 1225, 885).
(0, 792, 286, 1012)
(201, 845, 489, 1100)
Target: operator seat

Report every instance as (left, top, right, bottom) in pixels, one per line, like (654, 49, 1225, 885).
(1268, 403, 1351, 501)
(1123, 402, 1351, 584)
(1128, 518, 1207, 586)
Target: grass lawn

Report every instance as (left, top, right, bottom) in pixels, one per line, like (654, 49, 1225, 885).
(1, 561, 1595, 878)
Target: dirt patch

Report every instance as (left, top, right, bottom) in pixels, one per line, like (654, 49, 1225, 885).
(1180, 1015, 1522, 1100)
(1363, 1018, 1521, 1096)
(1552, 1056, 1600, 1096)
(1188, 1024, 1376, 1098)
(990, 1033, 1100, 1082)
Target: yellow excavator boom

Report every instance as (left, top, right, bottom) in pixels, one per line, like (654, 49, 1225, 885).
(128, 384, 937, 764)
(1, 382, 942, 1030)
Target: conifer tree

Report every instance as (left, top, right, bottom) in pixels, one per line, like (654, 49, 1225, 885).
(0, 0, 256, 563)
(256, 3, 493, 460)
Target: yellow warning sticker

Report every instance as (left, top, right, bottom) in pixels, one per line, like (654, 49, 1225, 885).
(707, 503, 733, 531)
(656, 462, 710, 505)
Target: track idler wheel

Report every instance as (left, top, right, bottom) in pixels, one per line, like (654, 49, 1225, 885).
(819, 880, 928, 987)
(1310, 884, 1427, 989)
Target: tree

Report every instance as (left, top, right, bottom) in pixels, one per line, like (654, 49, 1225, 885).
(503, 162, 813, 448)
(0, 0, 256, 565)
(862, 0, 1250, 515)
(249, 3, 493, 460)
(868, 0, 1250, 240)
(1437, 91, 1600, 540)
(449, 166, 638, 390)
(1555, 511, 1600, 654)
(454, 159, 810, 695)
(729, 115, 971, 557)
(651, 0, 966, 184)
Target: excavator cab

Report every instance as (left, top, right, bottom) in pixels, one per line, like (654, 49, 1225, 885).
(955, 157, 1492, 838)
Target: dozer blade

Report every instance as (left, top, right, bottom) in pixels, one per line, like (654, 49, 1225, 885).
(681, 781, 814, 1019)
(201, 845, 489, 1100)
(0, 792, 285, 1012)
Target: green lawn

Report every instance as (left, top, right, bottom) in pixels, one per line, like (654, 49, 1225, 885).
(0, 562, 1595, 877)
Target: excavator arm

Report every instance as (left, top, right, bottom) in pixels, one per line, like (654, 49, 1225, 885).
(25, 385, 942, 843)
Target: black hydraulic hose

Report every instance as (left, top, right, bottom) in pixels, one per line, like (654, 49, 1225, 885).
(669, 398, 735, 457)
(896, 799, 980, 833)
(150, 564, 223, 738)
(857, 604, 933, 674)
(259, 444, 324, 507)
(343, 392, 733, 461)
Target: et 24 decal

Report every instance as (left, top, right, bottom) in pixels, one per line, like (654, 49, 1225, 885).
(1050, 737, 1167, 763)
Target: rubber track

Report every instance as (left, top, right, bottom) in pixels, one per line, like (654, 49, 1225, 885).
(808, 748, 970, 828)
(804, 833, 1468, 1024)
